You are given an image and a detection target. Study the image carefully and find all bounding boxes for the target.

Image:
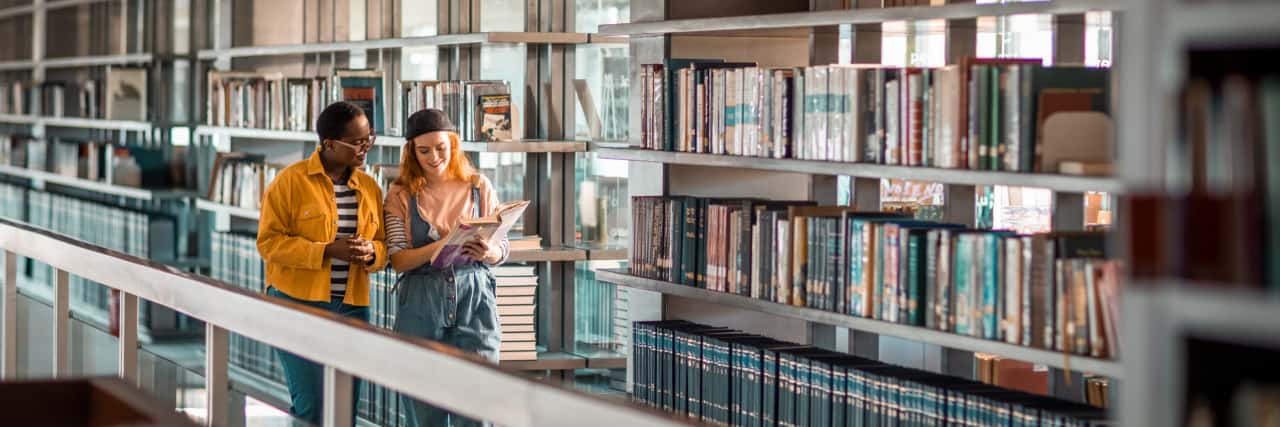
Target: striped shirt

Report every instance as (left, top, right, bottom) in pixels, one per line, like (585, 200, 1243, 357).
(331, 183, 358, 299)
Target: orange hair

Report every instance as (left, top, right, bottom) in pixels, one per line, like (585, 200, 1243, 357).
(395, 131, 477, 194)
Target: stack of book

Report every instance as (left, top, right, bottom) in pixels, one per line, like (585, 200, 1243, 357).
(0, 182, 22, 221)
(630, 196, 1122, 358)
(575, 264, 628, 353)
(364, 264, 405, 426)
(495, 264, 538, 361)
(639, 59, 1111, 174)
(398, 80, 514, 142)
(23, 190, 175, 315)
(210, 231, 286, 384)
(206, 152, 281, 210)
(46, 139, 111, 181)
(207, 69, 389, 134)
(1130, 73, 1280, 290)
(508, 234, 542, 251)
(633, 320, 1109, 427)
(1, 74, 133, 119)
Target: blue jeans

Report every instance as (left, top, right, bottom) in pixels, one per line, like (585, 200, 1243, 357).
(267, 287, 367, 425)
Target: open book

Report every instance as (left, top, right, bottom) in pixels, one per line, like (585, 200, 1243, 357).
(431, 200, 530, 268)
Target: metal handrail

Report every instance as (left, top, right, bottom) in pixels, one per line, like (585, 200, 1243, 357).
(0, 218, 682, 427)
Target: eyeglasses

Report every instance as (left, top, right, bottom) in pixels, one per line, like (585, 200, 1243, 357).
(328, 134, 376, 152)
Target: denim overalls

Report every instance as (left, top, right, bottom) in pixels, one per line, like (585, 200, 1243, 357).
(393, 189, 501, 427)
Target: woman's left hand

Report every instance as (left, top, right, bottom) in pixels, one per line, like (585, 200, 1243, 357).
(461, 237, 502, 264)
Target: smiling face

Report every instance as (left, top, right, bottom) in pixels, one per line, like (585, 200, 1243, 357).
(412, 130, 452, 179)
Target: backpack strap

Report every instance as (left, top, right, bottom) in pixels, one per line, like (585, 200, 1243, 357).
(470, 175, 483, 218)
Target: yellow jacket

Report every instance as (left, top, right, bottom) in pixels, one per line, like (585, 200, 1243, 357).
(257, 151, 388, 306)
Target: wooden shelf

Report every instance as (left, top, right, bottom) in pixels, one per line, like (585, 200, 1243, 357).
(197, 32, 591, 60)
(595, 146, 1123, 194)
(596, 268, 1123, 378)
(0, 165, 189, 201)
(500, 351, 587, 371)
(599, 0, 1118, 36)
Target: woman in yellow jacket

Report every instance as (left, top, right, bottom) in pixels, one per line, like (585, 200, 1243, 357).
(384, 109, 506, 427)
(256, 101, 388, 424)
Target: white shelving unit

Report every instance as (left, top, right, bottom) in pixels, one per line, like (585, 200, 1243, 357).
(598, 0, 1125, 410)
(1117, 1, 1280, 426)
(599, 0, 1118, 36)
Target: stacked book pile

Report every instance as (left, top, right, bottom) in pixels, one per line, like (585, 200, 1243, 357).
(631, 197, 1122, 358)
(207, 69, 387, 134)
(633, 320, 1108, 427)
(398, 80, 513, 142)
(495, 264, 538, 361)
(210, 231, 286, 384)
(206, 152, 281, 210)
(1, 69, 144, 119)
(24, 190, 175, 316)
(638, 59, 1112, 175)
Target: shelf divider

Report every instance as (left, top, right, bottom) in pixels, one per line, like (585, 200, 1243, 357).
(597, 269, 1123, 378)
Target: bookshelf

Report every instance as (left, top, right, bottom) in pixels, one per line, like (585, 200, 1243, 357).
(596, 0, 1123, 414)
(194, 127, 590, 152)
(598, 0, 1118, 36)
(1116, 1, 1280, 426)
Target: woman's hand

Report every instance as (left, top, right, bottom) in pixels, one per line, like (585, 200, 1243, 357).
(461, 237, 502, 264)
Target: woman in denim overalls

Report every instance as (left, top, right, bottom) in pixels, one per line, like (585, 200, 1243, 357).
(384, 109, 506, 427)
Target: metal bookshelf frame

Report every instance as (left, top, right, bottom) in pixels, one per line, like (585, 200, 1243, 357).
(0, 218, 678, 427)
(602, 0, 1119, 406)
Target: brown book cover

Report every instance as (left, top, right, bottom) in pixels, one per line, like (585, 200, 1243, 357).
(994, 359, 1049, 395)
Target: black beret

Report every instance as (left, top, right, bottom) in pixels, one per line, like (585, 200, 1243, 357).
(404, 109, 456, 141)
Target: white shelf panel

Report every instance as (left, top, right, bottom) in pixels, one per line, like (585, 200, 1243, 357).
(197, 32, 590, 60)
(195, 199, 262, 221)
(458, 141, 589, 153)
(40, 53, 154, 69)
(195, 126, 317, 142)
(0, 115, 151, 131)
(0, 165, 181, 200)
(595, 146, 1122, 194)
(0, 60, 34, 71)
(42, 117, 152, 131)
(0, 114, 38, 125)
(1170, 3, 1280, 44)
(508, 247, 589, 263)
(45, 0, 115, 11)
(1129, 283, 1280, 351)
(0, 4, 34, 20)
(598, 269, 1123, 378)
(598, 0, 1119, 36)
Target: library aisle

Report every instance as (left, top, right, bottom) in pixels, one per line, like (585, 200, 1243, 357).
(0, 0, 1276, 426)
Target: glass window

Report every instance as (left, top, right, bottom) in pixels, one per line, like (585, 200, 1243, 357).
(481, 0, 526, 32)
(575, 0, 630, 33)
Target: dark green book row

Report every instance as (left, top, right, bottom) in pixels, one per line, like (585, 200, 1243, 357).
(630, 196, 1121, 358)
(633, 320, 1108, 427)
